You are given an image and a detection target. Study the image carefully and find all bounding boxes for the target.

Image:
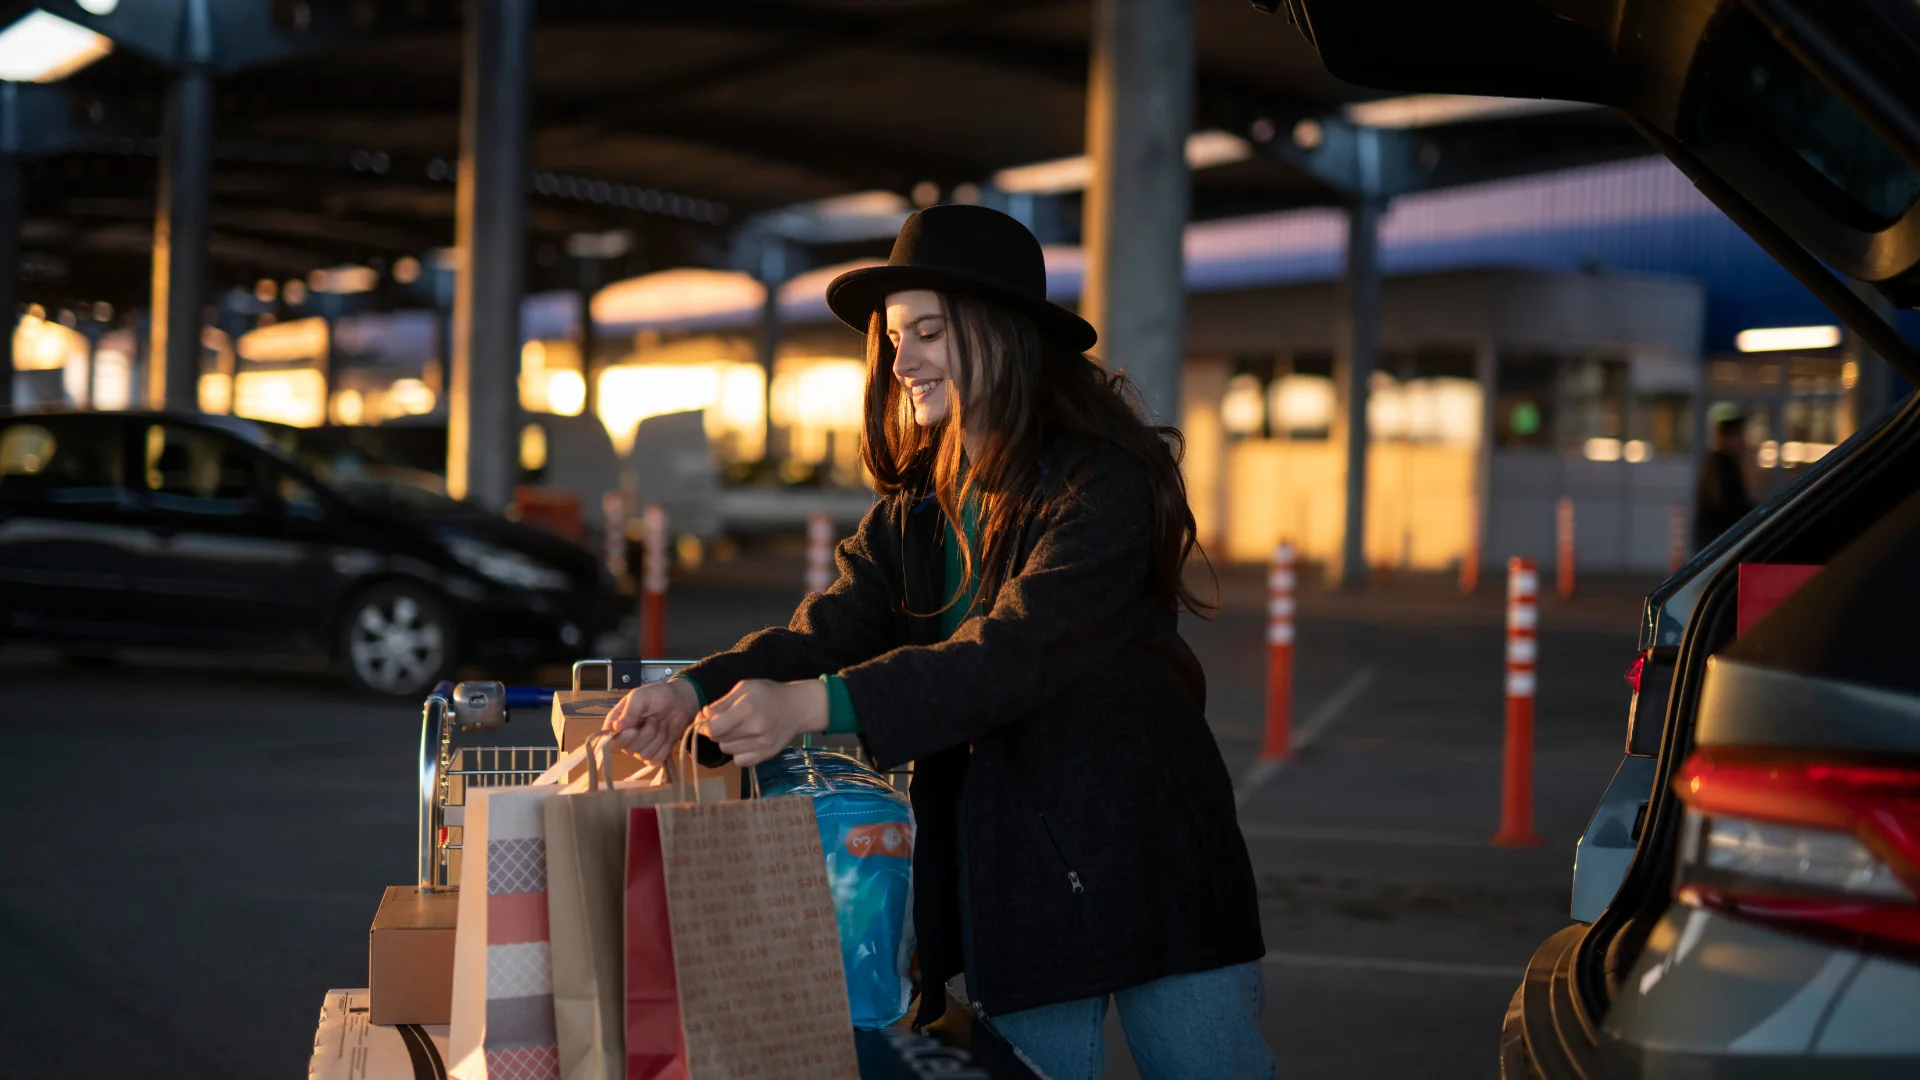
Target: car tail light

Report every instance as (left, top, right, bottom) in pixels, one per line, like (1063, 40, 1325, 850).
(1673, 748, 1920, 952)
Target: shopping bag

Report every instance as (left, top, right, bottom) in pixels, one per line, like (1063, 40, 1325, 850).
(753, 749, 915, 1028)
(448, 741, 596, 1080)
(543, 739, 679, 1080)
(625, 795, 860, 1079)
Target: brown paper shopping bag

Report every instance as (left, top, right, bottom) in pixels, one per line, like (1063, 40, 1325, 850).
(625, 795, 860, 1080)
(542, 738, 680, 1080)
(446, 741, 601, 1080)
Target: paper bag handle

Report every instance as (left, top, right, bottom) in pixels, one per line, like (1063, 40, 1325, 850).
(579, 731, 666, 792)
(678, 721, 760, 801)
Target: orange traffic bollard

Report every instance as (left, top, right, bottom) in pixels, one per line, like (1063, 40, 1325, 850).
(1555, 496, 1575, 599)
(1492, 557, 1543, 847)
(806, 512, 834, 595)
(1261, 540, 1296, 761)
(640, 502, 667, 657)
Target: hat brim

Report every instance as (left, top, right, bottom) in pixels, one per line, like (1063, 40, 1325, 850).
(825, 264, 1097, 353)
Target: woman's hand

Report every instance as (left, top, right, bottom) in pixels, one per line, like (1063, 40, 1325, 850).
(603, 678, 702, 764)
(701, 679, 829, 768)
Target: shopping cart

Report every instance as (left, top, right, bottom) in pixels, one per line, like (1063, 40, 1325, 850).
(414, 659, 690, 890)
(416, 657, 913, 890)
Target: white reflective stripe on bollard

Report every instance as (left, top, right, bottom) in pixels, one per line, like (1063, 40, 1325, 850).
(1506, 671, 1536, 697)
(1268, 597, 1295, 618)
(1269, 570, 1296, 590)
(1507, 638, 1537, 664)
(1268, 624, 1295, 646)
(1510, 570, 1538, 595)
(1508, 606, 1538, 631)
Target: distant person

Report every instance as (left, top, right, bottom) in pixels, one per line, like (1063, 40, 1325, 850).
(1694, 416, 1754, 550)
(604, 205, 1273, 1079)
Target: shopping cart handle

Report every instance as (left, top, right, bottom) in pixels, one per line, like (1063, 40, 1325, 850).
(505, 685, 554, 711)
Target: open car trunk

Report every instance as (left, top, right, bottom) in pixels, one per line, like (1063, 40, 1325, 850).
(1269, 1, 1920, 1075)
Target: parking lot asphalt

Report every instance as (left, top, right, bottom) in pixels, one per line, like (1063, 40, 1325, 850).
(0, 555, 1655, 1079)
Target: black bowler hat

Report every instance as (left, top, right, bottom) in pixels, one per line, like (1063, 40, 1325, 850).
(826, 204, 1097, 352)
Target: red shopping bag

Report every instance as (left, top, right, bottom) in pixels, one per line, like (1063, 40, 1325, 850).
(623, 798, 858, 1080)
(624, 805, 686, 1080)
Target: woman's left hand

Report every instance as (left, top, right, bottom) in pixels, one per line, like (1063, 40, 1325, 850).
(699, 678, 829, 767)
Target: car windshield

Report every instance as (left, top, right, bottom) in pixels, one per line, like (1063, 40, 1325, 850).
(267, 429, 459, 514)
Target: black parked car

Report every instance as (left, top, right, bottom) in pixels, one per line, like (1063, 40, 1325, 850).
(0, 409, 622, 696)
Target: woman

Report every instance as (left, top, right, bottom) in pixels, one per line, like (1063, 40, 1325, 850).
(604, 205, 1272, 1079)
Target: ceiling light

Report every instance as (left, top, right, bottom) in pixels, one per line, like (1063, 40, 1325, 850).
(1735, 325, 1842, 352)
(0, 10, 114, 83)
(1343, 94, 1596, 129)
(77, 0, 119, 14)
(993, 130, 1254, 195)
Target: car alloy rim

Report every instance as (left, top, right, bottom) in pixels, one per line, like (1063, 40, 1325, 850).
(347, 593, 445, 693)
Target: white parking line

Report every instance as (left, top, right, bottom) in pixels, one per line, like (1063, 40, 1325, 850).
(1263, 951, 1518, 980)
(1237, 822, 1487, 847)
(1233, 667, 1377, 808)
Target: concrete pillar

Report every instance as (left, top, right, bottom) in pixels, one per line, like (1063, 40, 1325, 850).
(447, 0, 533, 509)
(0, 156, 17, 410)
(1080, 0, 1196, 425)
(1337, 196, 1385, 590)
(148, 68, 214, 410)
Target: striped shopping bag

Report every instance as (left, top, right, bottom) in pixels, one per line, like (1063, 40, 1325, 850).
(448, 781, 565, 1080)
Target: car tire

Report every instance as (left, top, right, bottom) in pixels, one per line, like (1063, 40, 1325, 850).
(339, 581, 454, 698)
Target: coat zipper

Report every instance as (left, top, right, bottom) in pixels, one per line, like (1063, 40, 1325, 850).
(1036, 814, 1086, 897)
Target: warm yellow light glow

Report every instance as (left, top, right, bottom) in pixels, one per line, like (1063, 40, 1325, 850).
(1781, 441, 1835, 465)
(598, 362, 767, 456)
(310, 265, 379, 295)
(1344, 94, 1595, 129)
(386, 378, 437, 418)
(234, 369, 328, 428)
(1623, 439, 1651, 463)
(771, 358, 867, 467)
(92, 343, 132, 410)
(238, 316, 329, 363)
(1735, 325, 1841, 353)
(993, 131, 1254, 195)
(1758, 440, 1780, 468)
(198, 373, 233, 415)
(520, 422, 549, 472)
(545, 370, 586, 417)
(0, 11, 114, 83)
(1221, 374, 1265, 436)
(1368, 377, 1481, 444)
(1583, 437, 1623, 462)
(1270, 375, 1336, 436)
(591, 269, 766, 327)
(12, 314, 85, 371)
(331, 389, 365, 426)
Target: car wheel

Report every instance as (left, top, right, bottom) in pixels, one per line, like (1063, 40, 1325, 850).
(340, 582, 453, 697)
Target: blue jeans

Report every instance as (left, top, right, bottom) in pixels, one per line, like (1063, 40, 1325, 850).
(983, 962, 1276, 1080)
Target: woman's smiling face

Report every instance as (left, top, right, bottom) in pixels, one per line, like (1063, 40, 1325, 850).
(886, 290, 953, 427)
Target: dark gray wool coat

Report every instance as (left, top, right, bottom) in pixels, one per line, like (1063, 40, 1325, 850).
(680, 437, 1264, 1026)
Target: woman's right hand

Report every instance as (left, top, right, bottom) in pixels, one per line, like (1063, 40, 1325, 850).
(603, 678, 702, 764)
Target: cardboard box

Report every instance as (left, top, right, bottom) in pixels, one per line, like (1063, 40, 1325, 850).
(368, 886, 459, 1026)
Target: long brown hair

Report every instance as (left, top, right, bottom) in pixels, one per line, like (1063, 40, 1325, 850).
(859, 292, 1211, 618)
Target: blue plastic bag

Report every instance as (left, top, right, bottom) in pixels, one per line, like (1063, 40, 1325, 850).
(753, 748, 914, 1028)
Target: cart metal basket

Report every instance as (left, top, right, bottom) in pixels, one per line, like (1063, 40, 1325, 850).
(416, 657, 913, 890)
